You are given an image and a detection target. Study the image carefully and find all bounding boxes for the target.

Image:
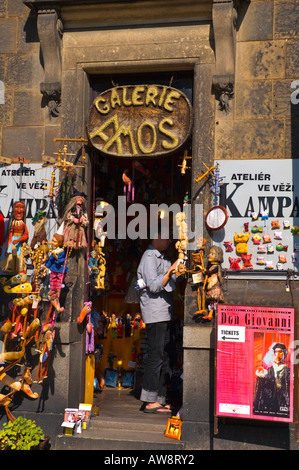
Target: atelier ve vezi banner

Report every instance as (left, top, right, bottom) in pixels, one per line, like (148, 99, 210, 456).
(0, 164, 59, 273)
(216, 305, 294, 422)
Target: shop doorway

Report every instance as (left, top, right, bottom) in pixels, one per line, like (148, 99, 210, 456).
(87, 71, 193, 411)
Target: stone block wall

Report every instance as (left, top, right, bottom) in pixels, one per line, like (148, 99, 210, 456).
(215, 0, 299, 161)
(0, 0, 61, 161)
(0, 1, 84, 438)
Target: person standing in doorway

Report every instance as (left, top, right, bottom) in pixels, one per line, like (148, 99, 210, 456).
(137, 231, 185, 414)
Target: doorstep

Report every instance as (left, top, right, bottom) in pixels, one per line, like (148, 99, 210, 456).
(54, 388, 185, 450)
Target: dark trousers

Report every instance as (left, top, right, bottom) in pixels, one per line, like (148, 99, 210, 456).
(140, 321, 175, 405)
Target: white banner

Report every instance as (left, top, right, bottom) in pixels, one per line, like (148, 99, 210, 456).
(213, 159, 299, 277)
(0, 163, 59, 271)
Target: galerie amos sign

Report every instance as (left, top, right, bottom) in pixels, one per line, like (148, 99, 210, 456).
(87, 85, 192, 158)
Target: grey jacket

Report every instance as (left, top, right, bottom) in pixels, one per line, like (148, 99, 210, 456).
(137, 245, 176, 324)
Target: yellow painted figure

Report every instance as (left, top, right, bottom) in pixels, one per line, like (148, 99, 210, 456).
(89, 243, 106, 289)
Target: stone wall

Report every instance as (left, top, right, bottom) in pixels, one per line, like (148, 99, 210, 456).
(216, 0, 299, 160)
(0, 0, 84, 439)
(0, 0, 60, 161)
(182, 0, 299, 450)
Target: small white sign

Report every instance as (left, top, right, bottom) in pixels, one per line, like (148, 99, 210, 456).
(217, 325, 245, 343)
(219, 403, 250, 415)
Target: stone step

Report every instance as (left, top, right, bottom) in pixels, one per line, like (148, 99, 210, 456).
(54, 416, 185, 450)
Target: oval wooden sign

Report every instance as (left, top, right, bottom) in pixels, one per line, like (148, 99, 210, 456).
(87, 84, 192, 158)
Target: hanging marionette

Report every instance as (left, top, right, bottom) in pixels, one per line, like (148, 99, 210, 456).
(62, 194, 89, 249)
(202, 246, 224, 321)
(191, 237, 208, 316)
(174, 211, 188, 274)
(45, 233, 70, 313)
(35, 328, 55, 383)
(0, 201, 28, 273)
(0, 317, 40, 420)
(88, 242, 106, 290)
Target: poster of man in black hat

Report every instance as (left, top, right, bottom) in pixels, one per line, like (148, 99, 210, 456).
(253, 342, 290, 419)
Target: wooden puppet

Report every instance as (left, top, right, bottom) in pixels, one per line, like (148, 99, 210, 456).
(202, 246, 224, 321)
(191, 237, 208, 316)
(0, 318, 40, 420)
(175, 211, 188, 262)
(62, 195, 89, 249)
(88, 242, 106, 290)
(35, 328, 55, 383)
(45, 233, 69, 313)
(0, 201, 28, 273)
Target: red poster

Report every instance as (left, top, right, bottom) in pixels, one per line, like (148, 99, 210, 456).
(216, 305, 294, 422)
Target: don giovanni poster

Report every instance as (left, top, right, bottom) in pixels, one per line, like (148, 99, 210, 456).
(216, 305, 294, 422)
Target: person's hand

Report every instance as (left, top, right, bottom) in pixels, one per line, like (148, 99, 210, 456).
(168, 260, 180, 275)
(177, 262, 186, 275)
(168, 259, 186, 275)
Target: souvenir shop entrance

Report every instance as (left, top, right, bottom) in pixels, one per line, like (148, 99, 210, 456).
(86, 71, 193, 408)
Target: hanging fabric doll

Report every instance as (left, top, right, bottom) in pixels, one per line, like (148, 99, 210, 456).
(45, 233, 69, 313)
(223, 240, 233, 252)
(0, 201, 28, 273)
(234, 232, 250, 254)
(62, 195, 89, 249)
(229, 256, 242, 270)
(241, 253, 253, 269)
